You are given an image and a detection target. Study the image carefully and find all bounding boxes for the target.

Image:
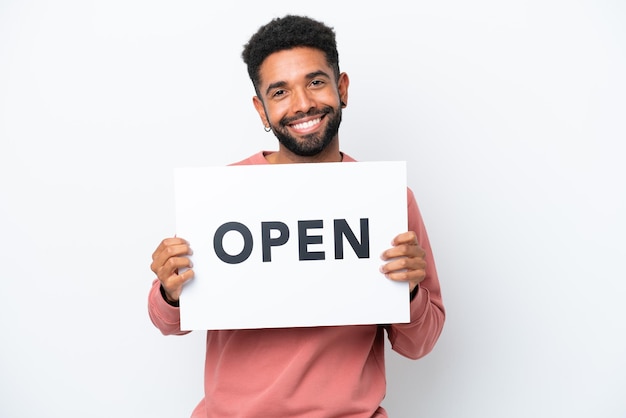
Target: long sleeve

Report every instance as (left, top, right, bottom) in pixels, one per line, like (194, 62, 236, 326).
(385, 188, 445, 359)
(147, 279, 191, 336)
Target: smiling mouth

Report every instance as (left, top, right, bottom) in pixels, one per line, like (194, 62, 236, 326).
(290, 117, 322, 130)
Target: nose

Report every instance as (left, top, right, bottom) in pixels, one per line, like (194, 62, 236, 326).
(290, 87, 315, 114)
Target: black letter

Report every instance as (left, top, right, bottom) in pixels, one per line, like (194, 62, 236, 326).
(213, 222, 253, 264)
(261, 221, 290, 262)
(334, 218, 370, 259)
(298, 220, 325, 261)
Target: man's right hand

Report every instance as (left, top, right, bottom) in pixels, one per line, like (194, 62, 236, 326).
(150, 237, 194, 304)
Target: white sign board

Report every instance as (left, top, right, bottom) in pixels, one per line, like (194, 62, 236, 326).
(175, 161, 408, 330)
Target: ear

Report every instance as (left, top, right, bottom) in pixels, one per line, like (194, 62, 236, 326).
(253, 96, 269, 127)
(338, 72, 349, 108)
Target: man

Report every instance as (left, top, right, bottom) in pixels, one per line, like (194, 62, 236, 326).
(148, 15, 445, 418)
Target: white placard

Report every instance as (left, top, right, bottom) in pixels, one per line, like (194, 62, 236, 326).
(175, 161, 408, 330)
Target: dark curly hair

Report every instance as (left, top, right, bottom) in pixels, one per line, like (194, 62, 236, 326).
(241, 15, 340, 95)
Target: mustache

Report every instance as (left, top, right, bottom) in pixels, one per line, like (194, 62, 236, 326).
(280, 106, 334, 126)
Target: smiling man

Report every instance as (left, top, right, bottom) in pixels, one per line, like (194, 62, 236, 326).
(148, 15, 445, 418)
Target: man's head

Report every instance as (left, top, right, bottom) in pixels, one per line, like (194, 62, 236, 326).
(242, 15, 340, 95)
(242, 15, 348, 161)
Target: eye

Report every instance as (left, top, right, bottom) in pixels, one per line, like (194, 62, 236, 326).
(272, 89, 286, 98)
(310, 79, 325, 87)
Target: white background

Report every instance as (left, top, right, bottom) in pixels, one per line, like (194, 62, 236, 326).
(1, 0, 624, 417)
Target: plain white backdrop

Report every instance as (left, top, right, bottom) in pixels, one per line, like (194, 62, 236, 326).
(1, 1, 624, 417)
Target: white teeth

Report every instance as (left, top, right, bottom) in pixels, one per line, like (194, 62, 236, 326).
(292, 118, 321, 130)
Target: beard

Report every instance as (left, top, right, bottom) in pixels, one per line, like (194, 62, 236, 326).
(270, 105, 342, 157)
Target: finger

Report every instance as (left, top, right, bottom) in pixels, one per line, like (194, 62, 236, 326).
(381, 243, 425, 261)
(381, 232, 421, 261)
(154, 255, 193, 281)
(162, 268, 195, 301)
(382, 265, 426, 285)
(380, 255, 426, 276)
(151, 237, 190, 261)
(152, 237, 186, 255)
(391, 231, 418, 246)
(151, 242, 193, 274)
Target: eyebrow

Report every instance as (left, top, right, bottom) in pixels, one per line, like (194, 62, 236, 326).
(264, 70, 332, 96)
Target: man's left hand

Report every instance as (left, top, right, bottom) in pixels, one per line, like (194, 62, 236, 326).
(380, 231, 426, 293)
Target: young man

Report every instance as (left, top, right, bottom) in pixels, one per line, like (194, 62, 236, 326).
(148, 15, 445, 418)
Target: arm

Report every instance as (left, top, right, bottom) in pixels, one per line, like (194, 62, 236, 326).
(380, 188, 445, 359)
(147, 237, 195, 336)
(148, 279, 191, 336)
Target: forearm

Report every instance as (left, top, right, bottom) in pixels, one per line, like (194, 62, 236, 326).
(387, 188, 446, 359)
(147, 278, 191, 336)
(386, 282, 445, 359)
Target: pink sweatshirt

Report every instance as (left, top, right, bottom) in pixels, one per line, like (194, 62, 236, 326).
(148, 151, 445, 418)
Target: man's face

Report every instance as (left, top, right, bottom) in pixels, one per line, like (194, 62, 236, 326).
(253, 47, 349, 157)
